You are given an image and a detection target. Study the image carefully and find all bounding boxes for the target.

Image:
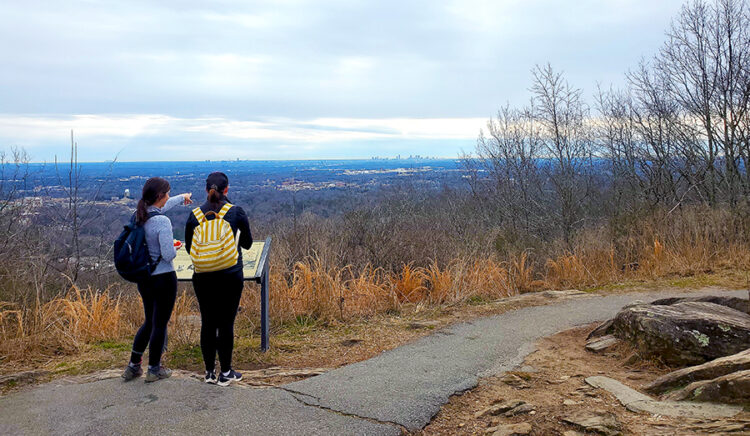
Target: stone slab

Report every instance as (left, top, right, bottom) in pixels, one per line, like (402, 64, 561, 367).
(585, 375, 742, 418)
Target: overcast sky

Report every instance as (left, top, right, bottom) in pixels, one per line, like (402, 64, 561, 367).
(0, 0, 685, 162)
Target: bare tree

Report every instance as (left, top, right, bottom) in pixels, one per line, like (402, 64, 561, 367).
(595, 84, 642, 211)
(38, 132, 117, 285)
(711, 0, 750, 205)
(531, 64, 594, 246)
(656, 0, 750, 207)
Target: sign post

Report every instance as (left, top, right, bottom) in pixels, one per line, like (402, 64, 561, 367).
(175, 237, 272, 352)
(257, 237, 271, 352)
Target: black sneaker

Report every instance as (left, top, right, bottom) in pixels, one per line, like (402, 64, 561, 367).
(145, 365, 172, 383)
(217, 369, 242, 387)
(204, 370, 217, 384)
(121, 364, 143, 381)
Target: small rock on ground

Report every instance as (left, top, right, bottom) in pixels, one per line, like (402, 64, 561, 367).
(340, 338, 363, 346)
(562, 410, 622, 436)
(474, 400, 525, 418)
(541, 290, 586, 298)
(688, 421, 750, 433)
(407, 320, 441, 330)
(500, 373, 530, 389)
(504, 403, 535, 417)
(488, 422, 532, 436)
(585, 335, 620, 353)
(0, 370, 50, 386)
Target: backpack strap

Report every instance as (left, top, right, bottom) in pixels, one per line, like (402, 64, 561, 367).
(217, 203, 233, 220)
(147, 210, 161, 220)
(192, 207, 206, 223)
(131, 210, 161, 225)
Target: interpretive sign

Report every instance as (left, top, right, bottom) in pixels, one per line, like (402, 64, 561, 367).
(174, 239, 267, 281)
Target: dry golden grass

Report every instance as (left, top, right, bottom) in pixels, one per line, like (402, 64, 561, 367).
(343, 264, 395, 316)
(545, 254, 589, 289)
(3, 206, 750, 367)
(0, 285, 127, 360)
(426, 261, 452, 304)
(169, 291, 199, 347)
(392, 263, 427, 304)
(455, 258, 514, 301)
(509, 251, 537, 292)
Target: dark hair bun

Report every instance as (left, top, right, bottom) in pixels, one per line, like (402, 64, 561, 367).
(206, 172, 228, 205)
(206, 172, 228, 191)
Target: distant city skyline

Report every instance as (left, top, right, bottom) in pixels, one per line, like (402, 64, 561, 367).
(1, 0, 685, 162)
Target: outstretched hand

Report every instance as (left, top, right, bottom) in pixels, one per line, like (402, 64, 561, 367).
(181, 193, 193, 205)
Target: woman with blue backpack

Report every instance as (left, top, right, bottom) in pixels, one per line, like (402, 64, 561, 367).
(121, 177, 192, 382)
(185, 172, 252, 386)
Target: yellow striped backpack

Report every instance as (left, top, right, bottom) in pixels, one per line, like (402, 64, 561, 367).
(189, 203, 239, 273)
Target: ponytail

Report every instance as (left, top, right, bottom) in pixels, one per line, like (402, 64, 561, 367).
(136, 177, 170, 225)
(136, 199, 149, 225)
(205, 172, 229, 207)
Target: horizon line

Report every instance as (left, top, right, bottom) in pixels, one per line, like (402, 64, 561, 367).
(20, 155, 464, 165)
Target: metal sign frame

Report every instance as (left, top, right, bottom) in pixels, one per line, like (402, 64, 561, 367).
(176, 237, 272, 352)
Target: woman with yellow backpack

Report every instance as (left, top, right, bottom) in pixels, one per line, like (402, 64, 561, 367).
(185, 172, 253, 386)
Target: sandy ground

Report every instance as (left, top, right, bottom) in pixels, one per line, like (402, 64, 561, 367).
(421, 324, 750, 435)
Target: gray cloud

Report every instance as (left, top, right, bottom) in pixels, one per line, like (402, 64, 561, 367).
(0, 0, 684, 160)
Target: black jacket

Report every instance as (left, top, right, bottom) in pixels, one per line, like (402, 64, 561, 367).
(185, 198, 253, 275)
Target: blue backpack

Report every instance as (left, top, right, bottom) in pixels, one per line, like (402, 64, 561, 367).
(114, 211, 161, 282)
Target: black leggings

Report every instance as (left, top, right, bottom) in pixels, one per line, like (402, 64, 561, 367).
(131, 271, 178, 367)
(193, 269, 243, 372)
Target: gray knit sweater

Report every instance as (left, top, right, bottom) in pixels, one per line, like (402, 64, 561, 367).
(145, 194, 188, 275)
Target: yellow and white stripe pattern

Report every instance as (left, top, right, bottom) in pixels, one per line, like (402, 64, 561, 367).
(189, 203, 239, 273)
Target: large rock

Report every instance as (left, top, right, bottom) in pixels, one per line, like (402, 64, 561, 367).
(607, 301, 750, 365)
(646, 349, 750, 395)
(664, 369, 750, 404)
(650, 296, 750, 315)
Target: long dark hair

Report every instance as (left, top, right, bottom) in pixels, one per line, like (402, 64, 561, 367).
(136, 177, 170, 224)
(206, 172, 229, 209)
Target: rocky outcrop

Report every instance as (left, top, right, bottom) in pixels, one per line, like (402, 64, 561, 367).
(664, 369, 750, 404)
(650, 296, 750, 315)
(583, 295, 750, 407)
(645, 349, 750, 395)
(585, 375, 742, 418)
(590, 301, 750, 366)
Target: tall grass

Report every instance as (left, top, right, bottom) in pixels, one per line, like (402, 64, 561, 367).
(0, 285, 127, 359)
(2, 206, 750, 365)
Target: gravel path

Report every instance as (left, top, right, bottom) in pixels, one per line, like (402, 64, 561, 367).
(0, 288, 745, 435)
